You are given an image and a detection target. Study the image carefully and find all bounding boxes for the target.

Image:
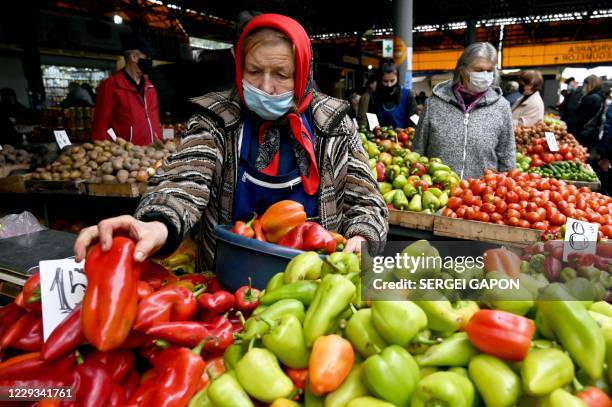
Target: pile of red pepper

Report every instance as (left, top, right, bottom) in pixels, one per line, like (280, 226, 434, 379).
(230, 200, 347, 254)
(0, 236, 261, 406)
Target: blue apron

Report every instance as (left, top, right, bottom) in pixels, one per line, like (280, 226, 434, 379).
(370, 87, 412, 128)
(232, 114, 319, 223)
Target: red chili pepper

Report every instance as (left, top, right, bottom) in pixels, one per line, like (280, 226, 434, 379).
(121, 369, 141, 401)
(252, 219, 267, 242)
(137, 281, 154, 301)
(87, 350, 135, 383)
(82, 237, 141, 352)
(133, 286, 199, 331)
(465, 310, 535, 361)
(0, 303, 25, 340)
(0, 312, 41, 351)
(14, 273, 41, 313)
(41, 306, 85, 361)
(202, 318, 234, 354)
(146, 321, 210, 348)
(230, 213, 257, 238)
(63, 356, 114, 407)
(278, 222, 337, 254)
(234, 278, 261, 312)
(285, 367, 308, 390)
(0, 352, 75, 382)
(139, 259, 178, 291)
(198, 291, 235, 314)
(12, 314, 43, 352)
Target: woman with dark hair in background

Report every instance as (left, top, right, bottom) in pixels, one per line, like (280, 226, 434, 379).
(357, 60, 417, 129)
(573, 75, 606, 151)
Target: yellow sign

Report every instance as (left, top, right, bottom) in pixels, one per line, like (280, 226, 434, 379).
(394, 36, 407, 64)
(413, 49, 463, 72)
(503, 39, 612, 68)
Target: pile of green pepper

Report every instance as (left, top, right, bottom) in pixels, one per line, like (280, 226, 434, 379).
(528, 160, 599, 182)
(189, 246, 612, 407)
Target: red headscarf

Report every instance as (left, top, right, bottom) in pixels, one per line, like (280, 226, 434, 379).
(234, 14, 319, 195)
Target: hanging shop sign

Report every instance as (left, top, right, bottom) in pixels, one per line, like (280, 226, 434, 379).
(393, 36, 408, 65)
(502, 39, 612, 68)
(412, 49, 463, 72)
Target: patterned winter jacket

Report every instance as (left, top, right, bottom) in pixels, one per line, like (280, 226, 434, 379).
(134, 88, 388, 271)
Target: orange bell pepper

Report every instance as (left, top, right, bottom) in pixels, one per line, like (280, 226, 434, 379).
(483, 248, 522, 278)
(260, 200, 307, 243)
(82, 237, 141, 352)
(309, 335, 354, 396)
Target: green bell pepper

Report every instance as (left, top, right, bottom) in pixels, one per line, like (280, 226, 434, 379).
(421, 174, 433, 186)
(439, 192, 448, 207)
(393, 189, 409, 210)
(416, 332, 477, 367)
(383, 190, 398, 205)
(188, 388, 213, 407)
(243, 299, 305, 340)
(387, 165, 401, 180)
(541, 388, 587, 407)
(324, 363, 369, 407)
(428, 162, 452, 173)
(261, 314, 309, 369)
(371, 300, 427, 347)
(402, 183, 417, 198)
(347, 397, 394, 407)
(303, 274, 356, 346)
(224, 343, 246, 370)
(394, 240, 441, 281)
(305, 383, 324, 407)
(362, 345, 420, 406)
(322, 252, 360, 277)
(392, 174, 408, 189)
(448, 367, 469, 377)
(208, 371, 254, 407)
(378, 182, 392, 195)
(345, 309, 388, 358)
(432, 170, 451, 184)
(260, 281, 318, 307)
(591, 301, 612, 318)
(521, 348, 574, 396)
(407, 194, 422, 212)
(368, 158, 377, 169)
(235, 348, 294, 403)
(415, 300, 464, 333)
(419, 366, 439, 378)
(418, 156, 429, 165)
(411, 371, 475, 407)
(405, 151, 421, 164)
(284, 252, 323, 283)
(392, 156, 404, 166)
(468, 354, 522, 407)
(428, 187, 443, 197)
(539, 285, 605, 380)
(422, 190, 440, 211)
(266, 272, 285, 292)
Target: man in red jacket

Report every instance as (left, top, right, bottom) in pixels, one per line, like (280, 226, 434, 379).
(91, 48, 162, 145)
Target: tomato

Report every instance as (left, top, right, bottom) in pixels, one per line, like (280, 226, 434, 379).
(576, 387, 611, 407)
(518, 219, 531, 228)
(507, 216, 520, 226)
(483, 186, 495, 196)
(532, 158, 544, 167)
(447, 197, 463, 210)
(508, 203, 522, 211)
(490, 212, 503, 222)
(483, 193, 495, 204)
(442, 207, 457, 218)
(503, 177, 516, 189)
(565, 152, 574, 161)
(542, 152, 555, 163)
(451, 187, 464, 197)
(495, 200, 508, 214)
(484, 173, 497, 183)
(518, 190, 530, 201)
(470, 180, 487, 195)
(532, 222, 547, 230)
(538, 179, 551, 190)
(476, 212, 490, 223)
(506, 191, 519, 203)
(576, 198, 587, 211)
(526, 202, 538, 212)
(481, 203, 496, 213)
(460, 180, 469, 190)
(507, 209, 521, 219)
(519, 201, 529, 209)
(567, 195, 576, 204)
(602, 225, 612, 238)
(463, 191, 476, 205)
(557, 201, 569, 211)
(588, 213, 602, 224)
(524, 212, 539, 223)
(533, 144, 544, 154)
(554, 153, 563, 161)
(465, 207, 477, 220)
(495, 186, 507, 198)
(508, 168, 522, 179)
(559, 144, 569, 154)
(456, 206, 467, 218)
(551, 213, 567, 226)
(550, 191, 562, 203)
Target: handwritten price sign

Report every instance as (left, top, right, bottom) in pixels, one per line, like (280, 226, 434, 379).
(563, 217, 599, 262)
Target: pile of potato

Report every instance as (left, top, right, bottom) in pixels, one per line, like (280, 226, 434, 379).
(515, 123, 587, 154)
(1, 145, 31, 166)
(30, 138, 177, 183)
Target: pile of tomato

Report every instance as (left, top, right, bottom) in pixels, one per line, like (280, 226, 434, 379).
(525, 138, 587, 167)
(442, 169, 612, 239)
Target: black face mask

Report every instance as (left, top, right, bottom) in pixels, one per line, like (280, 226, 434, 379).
(137, 58, 153, 75)
(380, 84, 397, 98)
(518, 84, 525, 94)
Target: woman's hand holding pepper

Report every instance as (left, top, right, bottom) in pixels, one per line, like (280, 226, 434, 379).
(74, 215, 168, 263)
(343, 236, 367, 254)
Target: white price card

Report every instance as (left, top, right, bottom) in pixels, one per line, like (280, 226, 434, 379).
(545, 132, 559, 152)
(162, 128, 175, 140)
(563, 217, 599, 262)
(107, 128, 118, 141)
(39, 258, 87, 340)
(53, 130, 72, 150)
(410, 114, 420, 125)
(366, 113, 380, 131)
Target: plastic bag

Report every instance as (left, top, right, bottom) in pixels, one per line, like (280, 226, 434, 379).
(0, 211, 46, 239)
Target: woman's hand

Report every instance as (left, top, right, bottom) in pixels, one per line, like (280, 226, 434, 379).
(74, 215, 168, 263)
(343, 235, 367, 254)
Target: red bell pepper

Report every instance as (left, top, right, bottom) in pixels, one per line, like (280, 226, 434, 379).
(278, 222, 336, 254)
(109, 382, 126, 407)
(576, 386, 611, 407)
(118, 330, 154, 350)
(0, 303, 25, 341)
(0, 312, 41, 351)
(87, 350, 135, 383)
(133, 285, 198, 331)
(198, 291, 235, 314)
(64, 356, 114, 407)
(82, 237, 141, 352)
(230, 213, 257, 238)
(261, 200, 307, 243)
(12, 314, 43, 352)
(411, 162, 427, 176)
(121, 369, 141, 401)
(252, 219, 267, 242)
(0, 352, 75, 382)
(41, 306, 84, 361)
(483, 248, 522, 278)
(14, 273, 41, 313)
(139, 259, 177, 291)
(285, 367, 308, 390)
(137, 281, 154, 301)
(201, 272, 223, 293)
(198, 356, 225, 391)
(234, 278, 260, 312)
(465, 310, 535, 361)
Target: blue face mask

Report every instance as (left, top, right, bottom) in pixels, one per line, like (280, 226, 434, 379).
(242, 79, 294, 120)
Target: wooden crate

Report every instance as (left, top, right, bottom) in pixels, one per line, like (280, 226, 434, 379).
(0, 164, 29, 178)
(0, 174, 26, 193)
(86, 182, 147, 198)
(564, 179, 601, 191)
(388, 209, 435, 231)
(433, 215, 542, 247)
(25, 179, 84, 194)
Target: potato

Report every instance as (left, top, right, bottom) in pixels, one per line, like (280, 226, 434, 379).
(74, 159, 87, 169)
(93, 146, 104, 153)
(133, 150, 145, 160)
(120, 151, 129, 159)
(112, 158, 124, 171)
(88, 150, 99, 160)
(152, 151, 165, 160)
(165, 141, 177, 153)
(126, 177, 136, 184)
(101, 162, 114, 175)
(71, 152, 86, 161)
(129, 170, 138, 177)
(110, 146, 125, 156)
(116, 169, 129, 184)
(52, 173, 61, 181)
(60, 170, 70, 180)
(69, 171, 81, 180)
(101, 174, 116, 183)
(31, 173, 40, 180)
(89, 161, 99, 170)
(95, 155, 107, 164)
(59, 156, 73, 165)
(145, 147, 156, 156)
(116, 138, 127, 146)
(82, 142, 94, 150)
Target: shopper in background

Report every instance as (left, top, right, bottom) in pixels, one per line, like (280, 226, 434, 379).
(413, 42, 515, 179)
(91, 45, 162, 145)
(74, 13, 388, 269)
(561, 77, 582, 131)
(81, 83, 96, 104)
(61, 82, 93, 108)
(357, 60, 417, 129)
(0, 88, 29, 144)
(511, 70, 545, 126)
(504, 81, 521, 106)
(597, 88, 612, 195)
(415, 91, 428, 106)
(574, 75, 606, 151)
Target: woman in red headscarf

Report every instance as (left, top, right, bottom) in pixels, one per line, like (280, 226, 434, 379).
(74, 14, 388, 271)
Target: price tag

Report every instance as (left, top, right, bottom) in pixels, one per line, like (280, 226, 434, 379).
(366, 113, 380, 131)
(162, 128, 175, 140)
(39, 258, 87, 340)
(107, 128, 118, 142)
(563, 217, 599, 262)
(410, 114, 420, 125)
(545, 132, 559, 152)
(53, 130, 71, 150)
